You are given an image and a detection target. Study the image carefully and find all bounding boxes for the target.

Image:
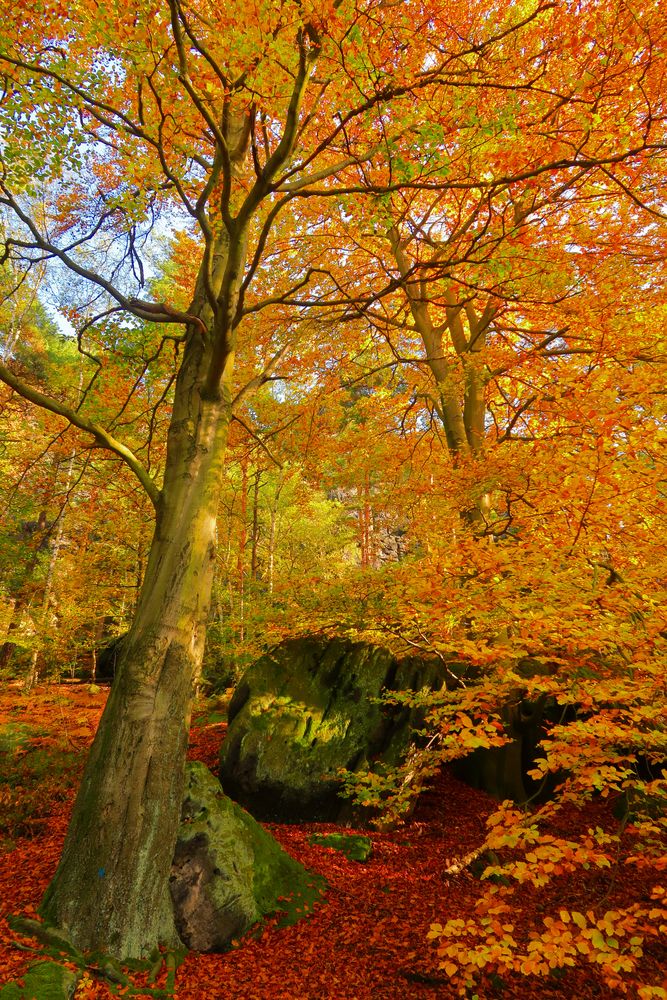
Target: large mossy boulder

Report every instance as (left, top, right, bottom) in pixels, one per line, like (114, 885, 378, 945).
(219, 637, 564, 819)
(453, 658, 565, 802)
(219, 636, 447, 822)
(169, 762, 325, 951)
(95, 633, 125, 682)
(453, 694, 551, 802)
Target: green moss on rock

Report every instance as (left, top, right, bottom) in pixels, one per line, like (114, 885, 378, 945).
(308, 833, 373, 862)
(169, 763, 326, 951)
(220, 637, 419, 822)
(0, 961, 79, 1000)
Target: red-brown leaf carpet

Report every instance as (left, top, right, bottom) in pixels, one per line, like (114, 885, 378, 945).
(0, 685, 663, 999)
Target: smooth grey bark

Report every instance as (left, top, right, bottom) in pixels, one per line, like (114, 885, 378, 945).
(388, 227, 494, 524)
(40, 327, 233, 957)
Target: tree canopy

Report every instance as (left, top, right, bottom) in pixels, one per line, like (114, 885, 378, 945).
(0, 0, 665, 992)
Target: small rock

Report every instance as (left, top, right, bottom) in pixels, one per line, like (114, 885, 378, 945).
(308, 833, 373, 862)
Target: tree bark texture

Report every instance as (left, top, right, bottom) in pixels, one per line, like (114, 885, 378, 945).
(40, 330, 232, 958)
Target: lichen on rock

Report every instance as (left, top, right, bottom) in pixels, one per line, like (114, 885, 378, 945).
(169, 762, 326, 951)
(219, 636, 445, 822)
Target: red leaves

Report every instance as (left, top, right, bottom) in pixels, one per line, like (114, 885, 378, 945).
(1, 685, 665, 999)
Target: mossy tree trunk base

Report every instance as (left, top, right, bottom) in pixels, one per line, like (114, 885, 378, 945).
(39, 636, 194, 957)
(40, 331, 232, 959)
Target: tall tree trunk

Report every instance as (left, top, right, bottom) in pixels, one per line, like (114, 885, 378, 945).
(40, 332, 232, 958)
(267, 472, 289, 595)
(250, 469, 262, 581)
(0, 598, 17, 673)
(364, 473, 374, 569)
(236, 454, 248, 642)
(8, 32, 320, 959)
(26, 452, 76, 691)
(388, 227, 494, 527)
(268, 507, 277, 595)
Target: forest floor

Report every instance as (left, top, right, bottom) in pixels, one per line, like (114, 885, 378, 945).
(0, 682, 664, 1000)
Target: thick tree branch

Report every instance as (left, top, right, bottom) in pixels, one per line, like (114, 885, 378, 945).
(0, 191, 207, 335)
(0, 360, 160, 508)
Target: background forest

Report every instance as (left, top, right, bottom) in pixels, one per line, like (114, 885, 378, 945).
(3, 221, 665, 694)
(0, 0, 666, 995)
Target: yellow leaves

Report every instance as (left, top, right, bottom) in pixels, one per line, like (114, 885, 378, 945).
(589, 928, 607, 951)
(519, 955, 549, 976)
(431, 879, 667, 994)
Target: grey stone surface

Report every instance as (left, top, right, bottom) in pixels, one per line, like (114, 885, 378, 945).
(219, 636, 448, 821)
(170, 762, 325, 951)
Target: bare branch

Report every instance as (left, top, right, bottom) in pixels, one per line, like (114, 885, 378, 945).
(232, 415, 283, 469)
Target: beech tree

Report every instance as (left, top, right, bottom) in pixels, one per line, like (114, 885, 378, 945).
(324, 0, 667, 523)
(0, 0, 665, 962)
